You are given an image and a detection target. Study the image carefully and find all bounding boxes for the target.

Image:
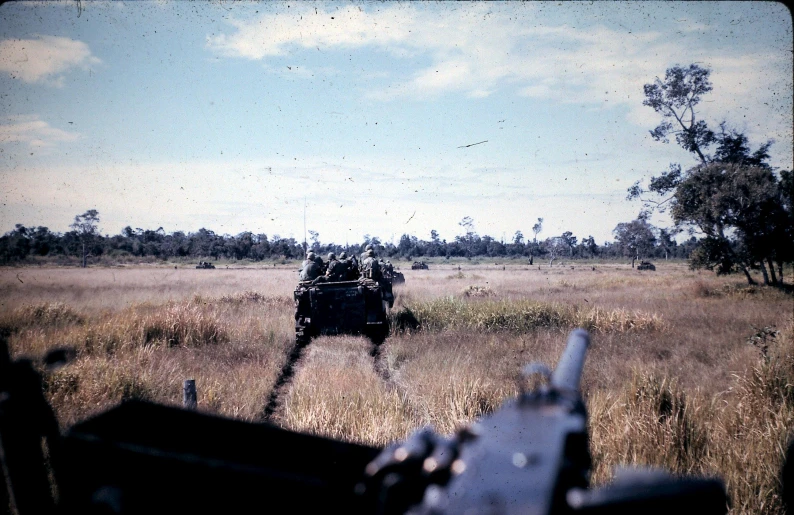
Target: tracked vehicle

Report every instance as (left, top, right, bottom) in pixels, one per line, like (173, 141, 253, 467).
(294, 276, 393, 344)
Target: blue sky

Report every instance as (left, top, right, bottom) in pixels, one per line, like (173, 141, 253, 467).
(0, 1, 791, 245)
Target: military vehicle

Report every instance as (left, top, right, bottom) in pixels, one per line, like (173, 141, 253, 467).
(379, 260, 404, 285)
(196, 261, 215, 269)
(411, 261, 429, 270)
(637, 260, 656, 271)
(390, 270, 405, 284)
(294, 276, 393, 344)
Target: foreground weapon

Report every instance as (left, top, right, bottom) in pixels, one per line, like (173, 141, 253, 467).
(0, 331, 728, 514)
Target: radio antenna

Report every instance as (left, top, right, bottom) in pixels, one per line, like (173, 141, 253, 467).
(303, 197, 307, 254)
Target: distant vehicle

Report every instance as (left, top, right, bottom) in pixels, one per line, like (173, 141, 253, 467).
(196, 261, 215, 269)
(637, 260, 656, 271)
(390, 271, 406, 284)
(411, 261, 429, 270)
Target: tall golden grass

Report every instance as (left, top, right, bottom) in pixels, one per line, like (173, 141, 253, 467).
(1, 263, 792, 512)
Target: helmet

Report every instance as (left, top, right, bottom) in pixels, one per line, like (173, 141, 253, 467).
(307, 251, 315, 260)
(340, 252, 347, 259)
(328, 252, 336, 260)
(314, 256, 323, 264)
(365, 244, 373, 251)
(365, 250, 374, 257)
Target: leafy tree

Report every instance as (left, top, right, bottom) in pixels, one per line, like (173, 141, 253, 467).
(560, 231, 577, 257)
(531, 218, 543, 242)
(70, 210, 100, 267)
(613, 216, 657, 265)
(656, 228, 677, 260)
(580, 235, 598, 258)
(629, 63, 787, 284)
(712, 123, 772, 168)
(308, 230, 320, 251)
(643, 64, 715, 164)
(671, 163, 788, 284)
(630, 64, 774, 210)
(459, 217, 475, 240)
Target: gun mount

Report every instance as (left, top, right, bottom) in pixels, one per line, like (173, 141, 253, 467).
(0, 331, 730, 515)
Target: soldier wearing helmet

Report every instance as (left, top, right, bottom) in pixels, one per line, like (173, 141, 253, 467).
(299, 253, 321, 281)
(360, 244, 374, 262)
(337, 252, 352, 280)
(325, 252, 345, 281)
(302, 251, 316, 269)
(361, 249, 381, 280)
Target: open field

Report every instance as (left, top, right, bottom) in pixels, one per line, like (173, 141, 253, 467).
(2, 263, 792, 513)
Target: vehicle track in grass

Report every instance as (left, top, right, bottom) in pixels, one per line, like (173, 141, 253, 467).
(369, 337, 394, 387)
(262, 337, 311, 421)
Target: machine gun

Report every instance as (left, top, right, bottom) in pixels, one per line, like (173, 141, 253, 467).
(0, 330, 728, 514)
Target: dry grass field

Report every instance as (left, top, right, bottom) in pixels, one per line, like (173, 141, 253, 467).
(1, 262, 792, 513)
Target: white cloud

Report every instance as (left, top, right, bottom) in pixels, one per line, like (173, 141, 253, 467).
(207, 5, 412, 59)
(0, 115, 81, 148)
(205, 4, 790, 143)
(0, 35, 101, 85)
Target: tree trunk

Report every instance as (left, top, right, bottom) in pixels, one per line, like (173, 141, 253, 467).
(81, 242, 87, 268)
(740, 265, 757, 285)
(766, 257, 778, 285)
(759, 261, 770, 285)
(778, 261, 785, 285)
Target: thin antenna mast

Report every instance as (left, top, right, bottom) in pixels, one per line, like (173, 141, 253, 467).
(303, 197, 307, 255)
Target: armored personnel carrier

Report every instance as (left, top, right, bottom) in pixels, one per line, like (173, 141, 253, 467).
(294, 276, 393, 344)
(411, 261, 429, 270)
(637, 260, 656, 271)
(390, 270, 405, 284)
(196, 261, 215, 269)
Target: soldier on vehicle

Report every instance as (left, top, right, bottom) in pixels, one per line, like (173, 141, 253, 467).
(302, 251, 316, 269)
(361, 249, 381, 280)
(360, 244, 374, 262)
(299, 254, 321, 282)
(345, 253, 361, 280)
(325, 252, 345, 281)
(337, 252, 352, 279)
(381, 259, 394, 277)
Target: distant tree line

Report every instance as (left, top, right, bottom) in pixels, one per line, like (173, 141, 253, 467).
(0, 212, 698, 266)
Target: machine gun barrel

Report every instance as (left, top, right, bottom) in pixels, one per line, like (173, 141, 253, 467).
(550, 328, 589, 391)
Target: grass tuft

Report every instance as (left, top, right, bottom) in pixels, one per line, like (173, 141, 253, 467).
(461, 285, 495, 298)
(10, 302, 83, 327)
(403, 298, 663, 334)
